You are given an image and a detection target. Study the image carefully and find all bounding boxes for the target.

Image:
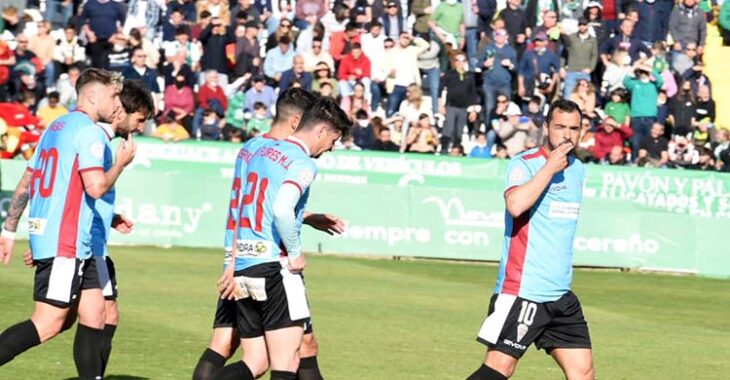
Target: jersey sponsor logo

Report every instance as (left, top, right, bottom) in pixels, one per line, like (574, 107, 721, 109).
(236, 239, 272, 258)
(548, 201, 581, 219)
(90, 141, 105, 160)
(28, 218, 47, 236)
(508, 166, 526, 184)
(299, 169, 314, 187)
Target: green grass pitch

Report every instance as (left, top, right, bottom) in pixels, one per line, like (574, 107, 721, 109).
(0, 244, 729, 379)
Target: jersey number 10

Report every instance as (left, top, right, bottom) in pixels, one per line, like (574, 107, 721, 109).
(30, 148, 59, 198)
(240, 172, 269, 232)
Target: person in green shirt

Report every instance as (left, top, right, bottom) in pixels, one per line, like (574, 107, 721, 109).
(246, 101, 272, 134)
(429, 0, 465, 71)
(225, 90, 246, 130)
(604, 88, 631, 127)
(720, 0, 730, 46)
(623, 64, 664, 159)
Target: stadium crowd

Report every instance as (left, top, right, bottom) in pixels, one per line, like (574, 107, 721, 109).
(1, 0, 730, 169)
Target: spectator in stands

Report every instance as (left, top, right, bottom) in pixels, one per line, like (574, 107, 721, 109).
(687, 147, 715, 170)
(383, 33, 429, 116)
(692, 118, 714, 148)
(411, 0, 431, 36)
(668, 135, 699, 168)
(294, 0, 327, 29)
(600, 50, 631, 98)
(439, 53, 478, 155)
(337, 42, 371, 98)
(279, 55, 312, 91)
(361, 22, 386, 110)
(405, 113, 439, 154)
(163, 73, 196, 135)
(199, 108, 223, 140)
(694, 85, 715, 126)
(481, 28, 517, 118)
(129, 28, 159, 69)
(35, 91, 68, 127)
(624, 64, 663, 159)
(668, 79, 696, 139)
(197, 0, 231, 26)
(469, 132, 492, 158)
(352, 110, 377, 149)
(382, 1, 405, 40)
(302, 37, 335, 72)
(500, 0, 528, 52)
(45, 0, 73, 30)
(561, 18, 598, 98)
(634, 0, 665, 45)
(231, 0, 259, 27)
(107, 32, 132, 72)
(600, 19, 651, 65)
(264, 35, 295, 85)
(496, 103, 534, 157)
(53, 24, 86, 78)
(200, 16, 234, 86)
(533, 11, 561, 54)
(331, 23, 362, 63)
(265, 18, 295, 51)
(340, 81, 370, 118)
(669, 0, 707, 54)
(603, 145, 628, 165)
(244, 75, 276, 116)
(163, 50, 196, 88)
(430, 0, 466, 70)
(474, 0, 497, 48)
(638, 122, 669, 167)
(28, 21, 55, 89)
(123, 47, 161, 100)
(593, 116, 633, 162)
(154, 114, 191, 142)
(417, 34, 440, 116)
(518, 32, 560, 101)
(246, 101, 273, 134)
(373, 127, 400, 151)
(82, 0, 126, 67)
(198, 70, 229, 113)
(312, 62, 339, 97)
(163, 9, 186, 42)
(720, 0, 730, 46)
(56, 64, 79, 109)
(570, 80, 598, 119)
(398, 84, 432, 128)
(684, 61, 711, 97)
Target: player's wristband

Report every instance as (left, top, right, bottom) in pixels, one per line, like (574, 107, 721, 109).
(1, 228, 16, 241)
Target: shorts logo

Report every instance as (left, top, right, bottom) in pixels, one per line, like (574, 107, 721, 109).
(517, 323, 529, 343)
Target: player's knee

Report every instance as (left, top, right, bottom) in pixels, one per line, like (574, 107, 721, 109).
(30, 312, 66, 342)
(485, 351, 517, 378)
(299, 334, 318, 357)
(104, 302, 119, 326)
(565, 365, 594, 380)
(242, 353, 270, 377)
(209, 330, 236, 359)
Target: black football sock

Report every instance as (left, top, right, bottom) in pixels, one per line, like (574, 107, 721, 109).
(73, 324, 103, 380)
(0, 320, 41, 365)
(466, 364, 508, 380)
(297, 356, 323, 380)
(270, 370, 297, 380)
(193, 348, 227, 380)
(100, 324, 117, 375)
(212, 360, 254, 380)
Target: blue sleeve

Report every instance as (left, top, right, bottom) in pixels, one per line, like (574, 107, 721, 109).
(504, 158, 533, 193)
(272, 183, 303, 258)
(74, 127, 107, 171)
(281, 159, 318, 196)
(149, 70, 160, 92)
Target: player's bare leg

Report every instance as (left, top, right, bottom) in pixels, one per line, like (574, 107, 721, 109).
(213, 336, 269, 380)
(467, 349, 517, 380)
(550, 348, 594, 380)
(101, 299, 119, 375)
(297, 333, 323, 380)
(193, 326, 243, 379)
(74, 288, 106, 380)
(265, 326, 304, 380)
(0, 301, 68, 366)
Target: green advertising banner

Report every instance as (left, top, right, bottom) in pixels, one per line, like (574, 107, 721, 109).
(2, 137, 729, 278)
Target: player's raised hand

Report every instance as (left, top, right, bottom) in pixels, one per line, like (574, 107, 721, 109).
(116, 133, 137, 167)
(22, 251, 35, 268)
(304, 213, 346, 235)
(112, 214, 134, 234)
(0, 236, 15, 266)
(546, 140, 573, 174)
(287, 254, 307, 274)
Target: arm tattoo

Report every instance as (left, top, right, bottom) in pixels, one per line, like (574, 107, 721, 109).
(4, 172, 32, 232)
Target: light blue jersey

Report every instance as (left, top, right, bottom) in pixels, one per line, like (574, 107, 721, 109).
(90, 124, 116, 257)
(233, 137, 317, 271)
(224, 134, 278, 256)
(494, 147, 585, 303)
(27, 111, 113, 260)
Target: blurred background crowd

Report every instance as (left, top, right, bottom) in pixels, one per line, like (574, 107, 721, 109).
(1, 0, 730, 169)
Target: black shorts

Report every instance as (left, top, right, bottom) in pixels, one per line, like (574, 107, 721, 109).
(34, 257, 98, 308)
(233, 261, 310, 339)
(476, 291, 591, 358)
(81, 256, 119, 301)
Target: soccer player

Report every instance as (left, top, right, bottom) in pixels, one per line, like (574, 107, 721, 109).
(194, 88, 344, 380)
(212, 97, 349, 380)
(0, 68, 135, 379)
(15, 79, 155, 376)
(467, 99, 594, 380)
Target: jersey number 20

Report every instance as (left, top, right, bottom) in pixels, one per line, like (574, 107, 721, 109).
(31, 148, 59, 198)
(240, 172, 269, 232)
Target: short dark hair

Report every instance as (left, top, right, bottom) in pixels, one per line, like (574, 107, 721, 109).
(370, 20, 382, 29)
(75, 68, 122, 94)
(176, 25, 191, 36)
(131, 46, 145, 57)
(545, 99, 582, 126)
(254, 101, 266, 110)
(121, 79, 155, 119)
(278, 35, 291, 45)
(200, 10, 212, 19)
(273, 88, 318, 124)
(47, 91, 60, 101)
(351, 42, 362, 50)
(345, 23, 358, 32)
(298, 97, 351, 138)
(313, 36, 323, 43)
(354, 109, 368, 120)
